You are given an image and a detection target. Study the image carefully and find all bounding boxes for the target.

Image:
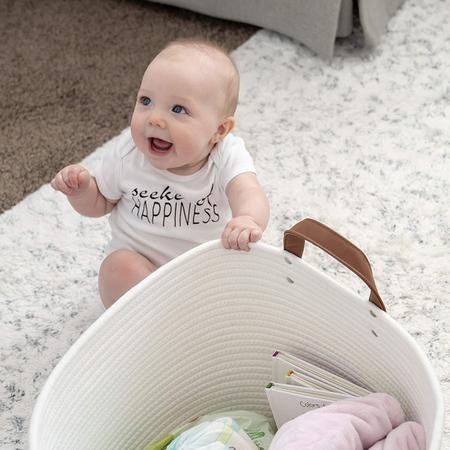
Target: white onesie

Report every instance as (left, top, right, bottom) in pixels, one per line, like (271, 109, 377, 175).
(93, 128, 256, 267)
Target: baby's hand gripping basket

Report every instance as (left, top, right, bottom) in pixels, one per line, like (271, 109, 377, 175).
(30, 219, 444, 449)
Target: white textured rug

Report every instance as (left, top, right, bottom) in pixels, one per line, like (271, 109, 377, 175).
(1, 0, 449, 448)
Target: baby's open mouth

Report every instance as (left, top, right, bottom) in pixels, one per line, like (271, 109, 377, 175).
(149, 137, 173, 152)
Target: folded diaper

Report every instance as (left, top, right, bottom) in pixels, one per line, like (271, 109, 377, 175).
(145, 410, 275, 450)
(196, 410, 275, 450)
(166, 417, 258, 450)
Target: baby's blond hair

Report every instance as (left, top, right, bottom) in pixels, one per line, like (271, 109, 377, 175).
(160, 37, 240, 117)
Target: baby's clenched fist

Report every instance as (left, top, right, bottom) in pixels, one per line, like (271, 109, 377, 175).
(222, 215, 262, 252)
(51, 164, 91, 197)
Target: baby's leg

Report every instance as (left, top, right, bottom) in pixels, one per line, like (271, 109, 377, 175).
(98, 249, 156, 309)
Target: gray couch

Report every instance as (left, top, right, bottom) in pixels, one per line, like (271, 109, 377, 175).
(150, 0, 406, 58)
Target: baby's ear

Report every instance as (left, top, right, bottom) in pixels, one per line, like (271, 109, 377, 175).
(212, 116, 235, 144)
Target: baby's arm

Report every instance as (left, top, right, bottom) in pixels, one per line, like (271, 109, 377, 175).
(51, 164, 116, 217)
(222, 172, 270, 251)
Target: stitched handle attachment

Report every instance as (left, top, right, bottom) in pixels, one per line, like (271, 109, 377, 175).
(284, 218, 386, 311)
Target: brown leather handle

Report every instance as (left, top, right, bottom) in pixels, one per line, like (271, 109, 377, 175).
(283, 218, 386, 311)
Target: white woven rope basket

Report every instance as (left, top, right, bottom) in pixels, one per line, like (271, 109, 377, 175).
(30, 219, 444, 449)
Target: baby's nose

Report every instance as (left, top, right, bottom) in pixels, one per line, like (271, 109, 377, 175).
(148, 111, 166, 128)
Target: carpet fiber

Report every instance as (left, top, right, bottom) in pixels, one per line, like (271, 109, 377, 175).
(1, 0, 449, 448)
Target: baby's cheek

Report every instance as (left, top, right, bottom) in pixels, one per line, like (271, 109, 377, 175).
(130, 119, 144, 149)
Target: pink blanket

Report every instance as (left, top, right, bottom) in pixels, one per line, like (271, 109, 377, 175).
(269, 393, 425, 450)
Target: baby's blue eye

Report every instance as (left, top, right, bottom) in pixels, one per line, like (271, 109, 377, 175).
(172, 104, 187, 114)
(140, 96, 151, 106)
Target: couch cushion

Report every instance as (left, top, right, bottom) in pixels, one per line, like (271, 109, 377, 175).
(148, 0, 405, 58)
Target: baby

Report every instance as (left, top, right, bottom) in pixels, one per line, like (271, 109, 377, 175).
(51, 38, 270, 308)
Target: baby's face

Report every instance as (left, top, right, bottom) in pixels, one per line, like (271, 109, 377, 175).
(131, 47, 231, 175)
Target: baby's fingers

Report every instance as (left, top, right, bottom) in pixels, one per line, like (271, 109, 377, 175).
(51, 172, 71, 195)
(249, 228, 262, 243)
(67, 167, 80, 190)
(221, 225, 232, 249)
(226, 227, 242, 250)
(237, 228, 251, 251)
